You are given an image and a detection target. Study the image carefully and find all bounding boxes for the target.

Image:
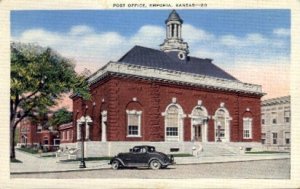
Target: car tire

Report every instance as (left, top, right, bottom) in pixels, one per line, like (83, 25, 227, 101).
(150, 159, 161, 170)
(111, 160, 120, 170)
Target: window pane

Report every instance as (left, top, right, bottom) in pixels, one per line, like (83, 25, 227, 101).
(243, 118, 252, 139)
(166, 105, 179, 128)
(128, 114, 139, 125)
(127, 112, 141, 136)
(284, 111, 290, 117)
(128, 125, 138, 135)
(166, 127, 178, 136)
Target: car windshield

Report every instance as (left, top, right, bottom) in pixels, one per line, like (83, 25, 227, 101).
(132, 147, 141, 153)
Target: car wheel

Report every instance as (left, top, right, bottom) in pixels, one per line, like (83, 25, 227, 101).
(150, 159, 161, 170)
(111, 160, 120, 170)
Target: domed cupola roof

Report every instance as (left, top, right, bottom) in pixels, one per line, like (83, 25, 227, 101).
(165, 10, 183, 24)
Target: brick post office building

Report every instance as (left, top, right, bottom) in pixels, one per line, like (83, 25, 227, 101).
(65, 10, 265, 157)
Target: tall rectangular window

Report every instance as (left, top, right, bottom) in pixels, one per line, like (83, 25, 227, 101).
(272, 132, 278, 144)
(44, 137, 49, 145)
(127, 110, 142, 137)
(261, 114, 265, 125)
(272, 112, 277, 125)
(261, 133, 266, 144)
(66, 131, 70, 140)
(284, 111, 290, 123)
(37, 125, 42, 133)
(285, 132, 290, 144)
(70, 130, 73, 140)
(243, 118, 252, 139)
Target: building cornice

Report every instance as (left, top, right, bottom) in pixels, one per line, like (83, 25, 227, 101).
(262, 96, 290, 106)
(88, 61, 264, 96)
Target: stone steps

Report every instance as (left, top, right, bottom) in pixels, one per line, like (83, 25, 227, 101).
(198, 143, 239, 157)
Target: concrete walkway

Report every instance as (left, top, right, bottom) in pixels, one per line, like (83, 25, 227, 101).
(10, 150, 290, 174)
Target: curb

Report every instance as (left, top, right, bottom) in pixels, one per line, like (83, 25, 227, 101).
(175, 157, 290, 166)
(10, 157, 289, 175)
(11, 166, 111, 175)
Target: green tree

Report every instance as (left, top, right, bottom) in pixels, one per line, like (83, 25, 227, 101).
(50, 108, 72, 129)
(10, 42, 90, 160)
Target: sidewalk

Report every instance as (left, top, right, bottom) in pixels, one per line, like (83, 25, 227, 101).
(10, 150, 290, 174)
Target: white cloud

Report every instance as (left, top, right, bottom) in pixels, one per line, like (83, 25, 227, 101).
(69, 25, 94, 36)
(219, 35, 240, 47)
(220, 33, 267, 47)
(19, 29, 62, 47)
(183, 24, 215, 43)
(130, 25, 164, 47)
(273, 28, 290, 37)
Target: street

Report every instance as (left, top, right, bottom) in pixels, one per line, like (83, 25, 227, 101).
(11, 159, 290, 179)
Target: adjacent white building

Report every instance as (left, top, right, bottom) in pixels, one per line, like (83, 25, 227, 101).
(261, 96, 290, 151)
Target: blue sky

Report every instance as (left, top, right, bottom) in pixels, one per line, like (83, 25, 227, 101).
(11, 9, 291, 98)
(12, 10, 290, 37)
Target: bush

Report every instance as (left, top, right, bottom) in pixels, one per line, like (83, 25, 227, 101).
(11, 158, 22, 163)
(17, 147, 38, 154)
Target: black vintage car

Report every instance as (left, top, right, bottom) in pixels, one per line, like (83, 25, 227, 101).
(109, 145, 175, 170)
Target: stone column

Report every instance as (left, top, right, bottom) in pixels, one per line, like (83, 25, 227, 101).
(166, 25, 168, 39)
(102, 122, 107, 142)
(169, 24, 172, 38)
(179, 25, 182, 39)
(101, 111, 107, 142)
(174, 24, 177, 38)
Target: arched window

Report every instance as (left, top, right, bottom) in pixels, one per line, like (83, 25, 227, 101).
(163, 103, 185, 141)
(214, 108, 231, 142)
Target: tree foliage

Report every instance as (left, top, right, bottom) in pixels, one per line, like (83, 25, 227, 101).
(49, 108, 73, 129)
(10, 42, 90, 159)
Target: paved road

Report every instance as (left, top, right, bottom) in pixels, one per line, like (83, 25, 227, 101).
(11, 159, 290, 179)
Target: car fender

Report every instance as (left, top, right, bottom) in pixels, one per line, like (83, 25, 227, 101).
(111, 157, 126, 166)
(148, 157, 165, 166)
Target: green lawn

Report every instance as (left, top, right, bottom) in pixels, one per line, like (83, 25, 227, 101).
(245, 151, 289, 154)
(60, 156, 112, 162)
(41, 154, 56, 158)
(168, 153, 193, 157)
(17, 147, 38, 154)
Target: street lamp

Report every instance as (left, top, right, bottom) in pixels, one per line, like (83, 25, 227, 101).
(79, 121, 86, 168)
(79, 105, 88, 169)
(217, 123, 221, 142)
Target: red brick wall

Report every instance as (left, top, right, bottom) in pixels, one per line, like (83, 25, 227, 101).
(59, 128, 74, 143)
(18, 118, 59, 146)
(18, 119, 39, 145)
(72, 75, 262, 143)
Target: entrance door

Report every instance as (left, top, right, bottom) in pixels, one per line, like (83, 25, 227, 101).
(193, 124, 202, 142)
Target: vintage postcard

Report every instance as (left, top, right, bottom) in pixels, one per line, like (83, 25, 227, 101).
(1, 0, 300, 188)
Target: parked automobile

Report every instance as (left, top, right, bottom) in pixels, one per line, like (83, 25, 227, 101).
(109, 145, 175, 170)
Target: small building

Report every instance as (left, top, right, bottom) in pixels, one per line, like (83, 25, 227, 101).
(66, 10, 264, 157)
(58, 122, 74, 144)
(261, 96, 290, 151)
(17, 118, 60, 152)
